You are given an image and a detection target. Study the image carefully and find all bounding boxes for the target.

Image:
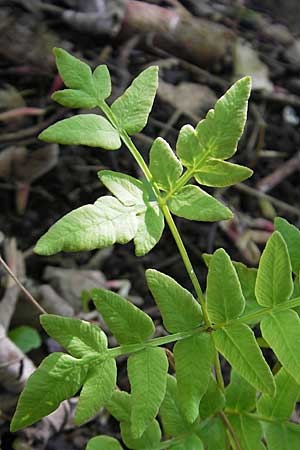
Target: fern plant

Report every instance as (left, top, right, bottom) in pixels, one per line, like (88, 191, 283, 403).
(10, 48, 300, 450)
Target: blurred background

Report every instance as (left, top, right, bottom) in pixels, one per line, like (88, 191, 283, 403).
(0, 1, 299, 448)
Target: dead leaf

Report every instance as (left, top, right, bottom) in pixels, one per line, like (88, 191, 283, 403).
(219, 214, 272, 265)
(0, 238, 25, 331)
(158, 80, 217, 114)
(43, 267, 107, 312)
(0, 144, 59, 214)
(286, 39, 300, 65)
(0, 85, 25, 111)
(0, 9, 57, 68)
(233, 40, 273, 92)
(0, 146, 27, 180)
(0, 145, 59, 183)
(16, 145, 59, 184)
(36, 285, 74, 317)
(0, 107, 44, 123)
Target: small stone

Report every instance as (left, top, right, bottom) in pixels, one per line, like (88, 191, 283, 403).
(261, 23, 293, 45)
(283, 106, 300, 126)
(286, 40, 300, 65)
(286, 78, 300, 95)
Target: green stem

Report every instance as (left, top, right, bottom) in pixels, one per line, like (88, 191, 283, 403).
(98, 100, 119, 128)
(120, 130, 154, 184)
(275, 296, 300, 311)
(98, 99, 211, 326)
(152, 436, 185, 450)
(162, 142, 213, 203)
(97, 99, 218, 377)
(160, 203, 211, 326)
(226, 409, 282, 425)
(107, 325, 206, 359)
(213, 296, 300, 330)
(244, 412, 277, 423)
(85, 295, 300, 363)
(151, 417, 210, 449)
(99, 100, 155, 185)
(214, 346, 225, 391)
(162, 168, 193, 203)
(119, 127, 212, 325)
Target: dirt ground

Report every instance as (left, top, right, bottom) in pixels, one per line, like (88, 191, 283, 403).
(0, 1, 300, 449)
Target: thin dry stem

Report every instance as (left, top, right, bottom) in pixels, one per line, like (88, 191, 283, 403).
(0, 255, 46, 315)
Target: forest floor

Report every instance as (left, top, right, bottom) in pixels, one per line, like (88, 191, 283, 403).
(0, 1, 300, 449)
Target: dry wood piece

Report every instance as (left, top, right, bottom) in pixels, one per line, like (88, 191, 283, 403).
(0, 285, 19, 331)
(0, 107, 44, 122)
(234, 183, 300, 217)
(36, 285, 74, 317)
(62, 0, 127, 36)
(43, 266, 107, 312)
(122, 0, 235, 68)
(12, 285, 75, 330)
(256, 151, 300, 193)
(0, 144, 59, 214)
(0, 238, 24, 330)
(12, 0, 236, 69)
(158, 80, 217, 116)
(219, 214, 272, 265)
(0, 145, 59, 184)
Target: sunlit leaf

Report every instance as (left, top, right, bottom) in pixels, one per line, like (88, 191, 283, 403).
(261, 310, 300, 385)
(99, 170, 164, 256)
(195, 77, 251, 160)
(52, 89, 97, 109)
(255, 232, 293, 307)
(275, 217, 300, 274)
(91, 288, 155, 344)
(105, 390, 131, 422)
(194, 159, 252, 187)
(99, 170, 145, 207)
(229, 415, 264, 450)
(168, 185, 232, 222)
(40, 314, 107, 358)
(159, 375, 191, 436)
(128, 347, 168, 438)
(213, 323, 275, 396)
(75, 358, 116, 424)
(257, 368, 300, 420)
(53, 47, 94, 94)
(134, 201, 164, 256)
(174, 333, 214, 423)
(93, 64, 111, 101)
(149, 137, 182, 191)
(39, 115, 121, 150)
(11, 353, 87, 431)
(199, 376, 225, 419)
(86, 436, 123, 450)
(206, 248, 245, 324)
(176, 77, 251, 169)
(120, 419, 161, 450)
(111, 66, 158, 135)
(226, 370, 256, 412)
(263, 422, 300, 450)
(34, 196, 137, 256)
(146, 269, 202, 333)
